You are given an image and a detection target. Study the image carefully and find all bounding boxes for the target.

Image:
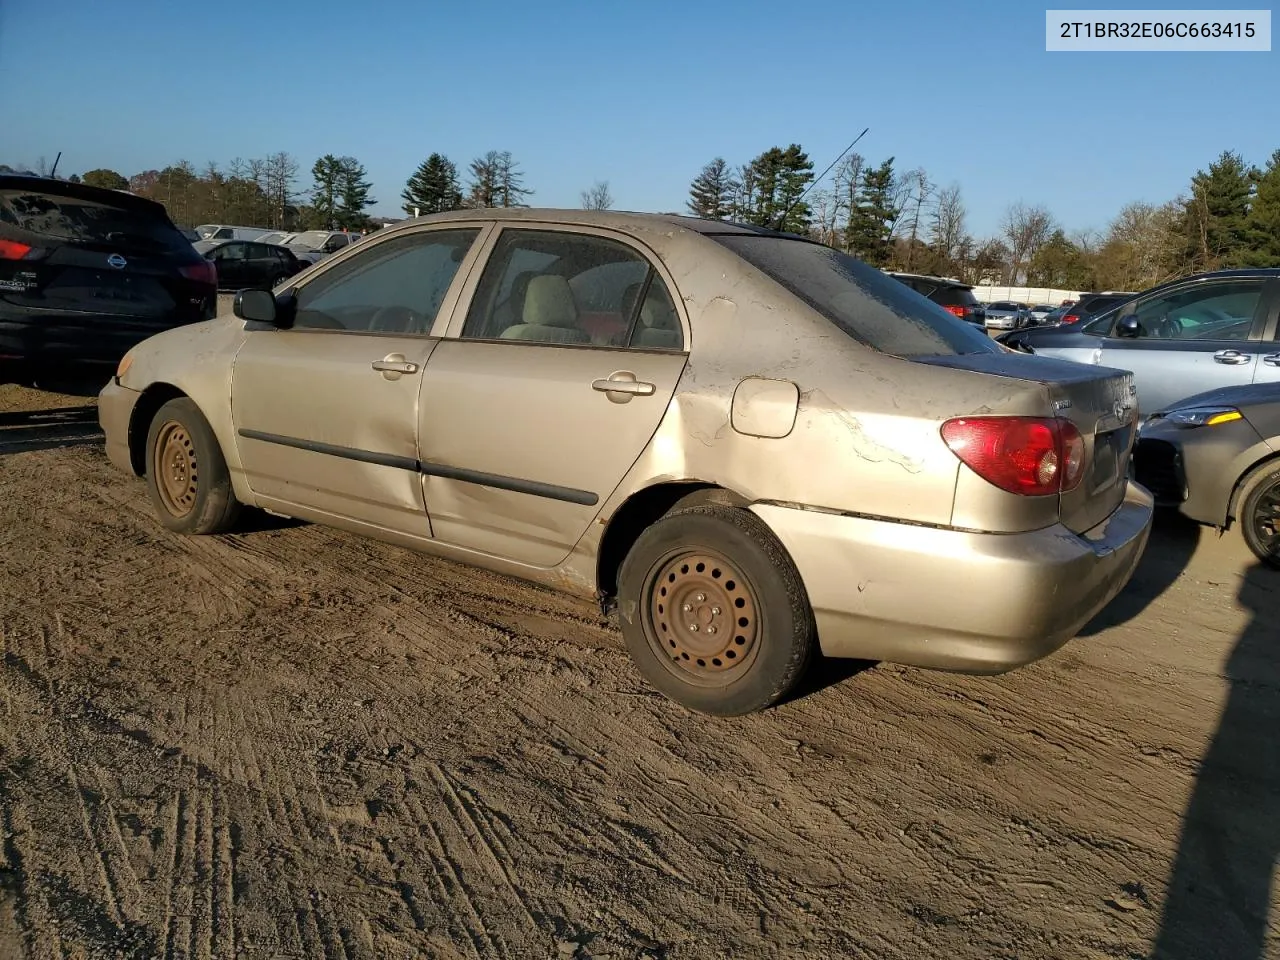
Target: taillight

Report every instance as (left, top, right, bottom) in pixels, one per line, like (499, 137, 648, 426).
(1061, 313, 1080, 324)
(179, 260, 218, 286)
(941, 304, 966, 318)
(0, 239, 32, 260)
(941, 416, 1086, 497)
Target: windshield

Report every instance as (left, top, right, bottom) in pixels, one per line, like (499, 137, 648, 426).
(988, 301, 1017, 311)
(713, 235, 999, 357)
(287, 230, 331, 249)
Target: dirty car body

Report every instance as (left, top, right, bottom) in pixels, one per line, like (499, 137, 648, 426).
(99, 209, 1154, 715)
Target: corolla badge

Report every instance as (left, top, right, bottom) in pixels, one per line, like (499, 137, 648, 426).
(106, 254, 127, 269)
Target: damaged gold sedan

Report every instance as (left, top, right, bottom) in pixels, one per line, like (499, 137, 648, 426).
(99, 209, 1153, 715)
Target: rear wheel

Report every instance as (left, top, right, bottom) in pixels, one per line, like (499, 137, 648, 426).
(617, 503, 815, 715)
(1238, 461, 1280, 569)
(145, 398, 240, 535)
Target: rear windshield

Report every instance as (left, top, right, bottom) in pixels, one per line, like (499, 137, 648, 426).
(932, 285, 979, 307)
(0, 189, 187, 252)
(714, 235, 998, 357)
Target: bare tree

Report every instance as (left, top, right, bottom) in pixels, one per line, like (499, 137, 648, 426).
(808, 188, 840, 246)
(927, 183, 966, 273)
(891, 167, 933, 269)
(580, 180, 613, 210)
(831, 153, 865, 251)
(265, 151, 300, 228)
(1000, 201, 1055, 284)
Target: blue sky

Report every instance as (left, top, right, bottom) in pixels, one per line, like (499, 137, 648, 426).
(2, 0, 1276, 238)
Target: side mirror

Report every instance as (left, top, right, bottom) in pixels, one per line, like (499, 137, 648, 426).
(234, 288, 281, 326)
(1116, 314, 1141, 338)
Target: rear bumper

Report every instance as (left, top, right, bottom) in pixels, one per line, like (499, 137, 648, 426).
(98, 378, 143, 475)
(751, 481, 1154, 674)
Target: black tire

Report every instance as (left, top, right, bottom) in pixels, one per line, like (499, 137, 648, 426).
(616, 503, 815, 716)
(144, 398, 241, 535)
(1237, 460, 1280, 569)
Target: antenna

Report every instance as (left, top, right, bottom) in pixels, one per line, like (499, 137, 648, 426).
(49, 151, 62, 178)
(773, 127, 869, 233)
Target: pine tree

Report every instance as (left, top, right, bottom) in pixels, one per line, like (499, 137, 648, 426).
(402, 153, 463, 216)
(739, 145, 814, 232)
(687, 158, 737, 220)
(1177, 150, 1253, 269)
(310, 154, 344, 229)
(336, 157, 375, 230)
(1243, 149, 1280, 267)
(844, 158, 898, 266)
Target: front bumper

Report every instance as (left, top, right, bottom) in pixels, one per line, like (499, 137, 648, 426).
(1134, 416, 1273, 528)
(751, 481, 1154, 674)
(98, 378, 143, 476)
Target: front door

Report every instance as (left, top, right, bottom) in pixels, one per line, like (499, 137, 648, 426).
(230, 225, 487, 535)
(209, 242, 247, 289)
(1096, 277, 1272, 415)
(418, 226, 688, 567)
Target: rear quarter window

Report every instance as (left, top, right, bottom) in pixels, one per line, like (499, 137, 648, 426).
(714, 235, 998, 357)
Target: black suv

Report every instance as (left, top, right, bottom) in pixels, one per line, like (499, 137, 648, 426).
(0, 175, 217, 386)
(885, 272, 986, 327)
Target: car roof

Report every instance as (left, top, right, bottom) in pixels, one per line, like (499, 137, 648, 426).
(883, 271, 973, 289)
(387, 207, 806, 241)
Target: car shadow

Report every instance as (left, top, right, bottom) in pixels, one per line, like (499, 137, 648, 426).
(0, 405, 102, 456)
(782, 651, 877, 705)
(1149, 563, 1280, 959)
(1077, 511, 1202, 636)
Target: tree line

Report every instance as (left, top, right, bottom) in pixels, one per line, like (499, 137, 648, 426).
(688, 146, 1280, 291)
(3, 153, 377, 233)
(8, 143, 1278, 292)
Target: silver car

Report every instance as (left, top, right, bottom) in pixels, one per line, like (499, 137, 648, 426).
(97, 210, 1153, 715)
(985, 301, 1027, 331)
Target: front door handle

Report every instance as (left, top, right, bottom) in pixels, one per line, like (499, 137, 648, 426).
(592, 370, 656, 403)
(1213, 350, 1251, 365)
(1264, 353, 1280, 367)
(372, 353, 418, 380)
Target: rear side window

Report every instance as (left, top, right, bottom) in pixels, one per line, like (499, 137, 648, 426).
(713, 235, 997, 357)
(0, 188, 189, 252)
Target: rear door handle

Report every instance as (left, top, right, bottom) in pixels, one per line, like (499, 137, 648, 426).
(592, 371, 656, 403)
(372, 354, 418, 380)
(1264, 353, 1280, 367)
(1213, 350, 1251, 365)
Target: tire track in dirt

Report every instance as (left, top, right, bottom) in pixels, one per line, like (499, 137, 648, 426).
(1, 429, 1277, 958)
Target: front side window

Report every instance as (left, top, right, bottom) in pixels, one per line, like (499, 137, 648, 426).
(1121, 281, 1263, 341)
(461, 229, 684, 350)
(713, 235, 997, 357)
(291, 228, 479, 335)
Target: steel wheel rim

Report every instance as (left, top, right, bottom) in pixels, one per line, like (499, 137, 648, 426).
(1249, 478, 1280, 558)
(643, 549, 761, 687)
(153, 420, 198, 517)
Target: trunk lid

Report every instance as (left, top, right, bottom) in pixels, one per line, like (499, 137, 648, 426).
(921, 352, 1139, 534)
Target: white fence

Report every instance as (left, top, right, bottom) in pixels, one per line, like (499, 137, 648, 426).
(972, 286, 1083, 305)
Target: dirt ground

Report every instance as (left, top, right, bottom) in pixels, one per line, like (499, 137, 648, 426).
(0, 382, 1276, 960)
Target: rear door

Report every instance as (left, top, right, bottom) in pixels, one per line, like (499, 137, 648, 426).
(1095, 277, 1273, 415)
(418, 225, 688, 567)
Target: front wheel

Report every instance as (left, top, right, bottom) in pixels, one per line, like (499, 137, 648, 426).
(145, 398, 241, 535)
(616, 503, 815, 716)
(1238, 461, 1280, 569)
